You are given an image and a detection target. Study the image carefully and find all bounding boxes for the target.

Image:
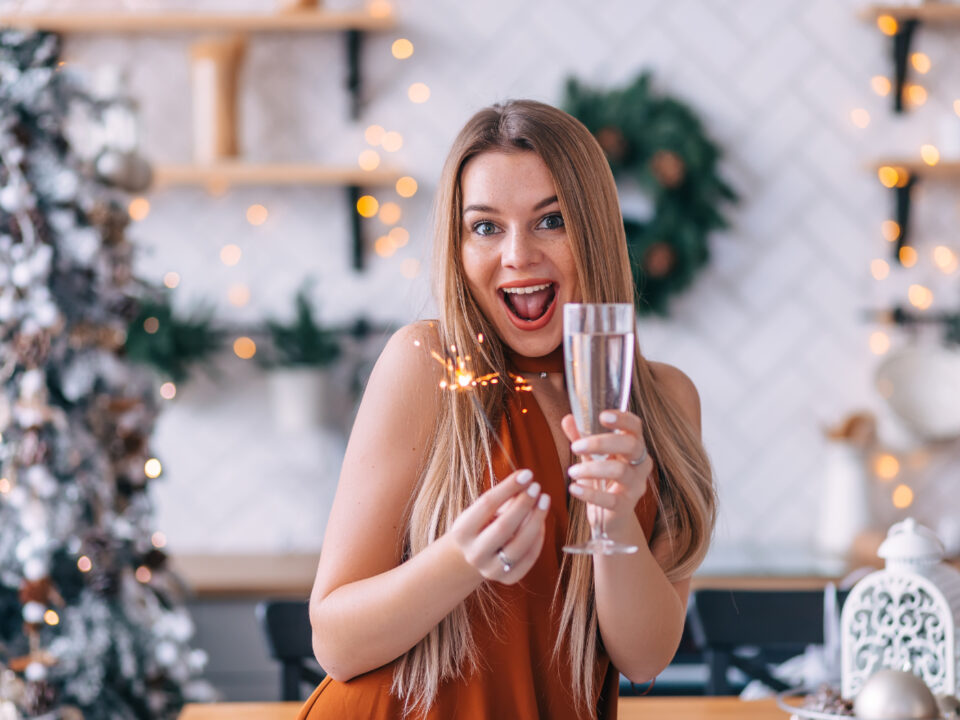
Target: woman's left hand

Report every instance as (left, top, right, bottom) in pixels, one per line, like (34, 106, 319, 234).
(561, 410, 654, 539)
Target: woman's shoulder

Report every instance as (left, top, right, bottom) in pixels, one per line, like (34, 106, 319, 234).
(368, 321, 445, 402)
(648, 361, 701, 431)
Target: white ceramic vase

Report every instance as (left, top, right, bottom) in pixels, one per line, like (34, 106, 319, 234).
(267, 366, 333, 432)
(875, 345, 960, 441)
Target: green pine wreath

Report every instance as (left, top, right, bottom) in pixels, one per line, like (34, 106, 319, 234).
(565, 73, 737, 315)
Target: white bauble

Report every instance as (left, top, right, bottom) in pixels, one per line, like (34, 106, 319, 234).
(21, 601, 45, 624)
(854, 668, 939, 719)
(10, 263, 31, 288)
(23, 662, 47, 683)
(154, 641, 178, 667)
(23, 556, 48, 581)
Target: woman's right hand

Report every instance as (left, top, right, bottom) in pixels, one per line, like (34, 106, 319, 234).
(448, 469, 551, 585)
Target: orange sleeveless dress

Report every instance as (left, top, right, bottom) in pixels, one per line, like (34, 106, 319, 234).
(297, 350, 657, 720)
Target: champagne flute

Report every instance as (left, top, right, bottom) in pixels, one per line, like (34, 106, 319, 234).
(562, 303, 639, 555)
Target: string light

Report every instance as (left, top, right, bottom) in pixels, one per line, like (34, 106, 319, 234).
(135, 566, 152, 583)
(878, 166, 900, 188)
(871, 76, 892, 96)
(899, 246, 918, 267)
(77, 556, 92, 572)
(908, 283, 933, 310)
(881, 220, 900, 242)
(906, 84, 927, 107)
(850, 108, 870, 129)
(396, 176, 417, 197)
(408, 83, 430, 103)
(233, 337, 256, 359)
(143, 317, 160, 334)
(892, 483, 914, 509)
(356, 195, 379, 217)
(220, 244, 242, 266)
(877, 14, 898, 35)
(43, 610, 59, 626)
(0, 477, 10, 494)
(870, 259, 890, 280)
(228, 284, 251, 307)
(869, 331, 891, 355)
(246, 204, 268, 226)
(367, 0, 392, 18)
(374, 235, 395, 257)
(391, 38, 414, 59)
(365, 124, 385, 145)
(874, 453, 900, 480)
(378, 202, 402, 225)
(388, 226, 410, 248)
(128, 197, 150, 221)
(159, 382, 176, 400)
(152, 531, 167, 548)
(163, 271, 180, 289)
(934, 245, 959, 273)
(144, 458, 162, 479)
(381, 131, 403, 153)
(911, 52, 931, 74)
(400, 258, 420, 278)
(921, 144, 940, 166)
(359, 149, 381, 171)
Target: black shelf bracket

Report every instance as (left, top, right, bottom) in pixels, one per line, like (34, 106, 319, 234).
(345, 29, 362, 120)
(347, 184, 364, 271)
(892, 174, 917, 262)
(892, 19, 920, 113)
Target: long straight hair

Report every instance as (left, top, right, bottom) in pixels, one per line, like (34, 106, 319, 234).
(392, 100, 716, 717)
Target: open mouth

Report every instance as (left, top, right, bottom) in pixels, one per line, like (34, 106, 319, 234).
(500, 282, 557, 327)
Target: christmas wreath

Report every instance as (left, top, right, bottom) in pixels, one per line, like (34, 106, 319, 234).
(565, 73, 737, 315)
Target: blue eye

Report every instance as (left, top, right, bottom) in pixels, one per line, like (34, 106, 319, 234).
(473, 221, 498, 236)
(538, 213, 565, 230)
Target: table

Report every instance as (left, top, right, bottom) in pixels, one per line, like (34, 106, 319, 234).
(178, 697, 791, 719)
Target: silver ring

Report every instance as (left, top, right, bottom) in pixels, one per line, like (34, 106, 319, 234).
(497, 549, 513, 573)
(628, 446, 648, 466)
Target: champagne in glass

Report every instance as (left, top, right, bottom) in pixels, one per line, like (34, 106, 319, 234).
(562, 303, 639, 555)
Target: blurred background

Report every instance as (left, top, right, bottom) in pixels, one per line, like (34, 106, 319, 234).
(3, 0, 960, 709)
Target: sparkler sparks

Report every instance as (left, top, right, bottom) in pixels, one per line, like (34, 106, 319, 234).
(420, 336, 535, 482)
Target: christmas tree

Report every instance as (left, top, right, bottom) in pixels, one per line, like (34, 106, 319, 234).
(0, 30, 210, 719)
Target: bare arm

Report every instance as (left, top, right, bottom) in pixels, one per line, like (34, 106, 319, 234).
(309, 324, 549, 681)
(564, 363, 702, 682)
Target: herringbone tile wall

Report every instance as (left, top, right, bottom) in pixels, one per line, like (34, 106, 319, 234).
(39, 0, 960, 559)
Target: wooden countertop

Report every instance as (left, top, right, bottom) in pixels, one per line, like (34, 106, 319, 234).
(170, 550, 960, 598)
(179, 696, 790, 719)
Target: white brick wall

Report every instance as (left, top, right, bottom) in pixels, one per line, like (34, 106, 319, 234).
(41, 0, 960, 557)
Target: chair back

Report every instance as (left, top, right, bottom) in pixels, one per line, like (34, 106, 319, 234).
(688, 588, 847, 695)
(256, 600, 326, 701)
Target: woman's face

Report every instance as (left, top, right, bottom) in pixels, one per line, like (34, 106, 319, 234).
(460, 150, 580, 358)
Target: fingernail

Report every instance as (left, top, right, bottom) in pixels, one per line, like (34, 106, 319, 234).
(567, 465, 582, 478)
(600, 411, 617, 423)
(527, 482, 541, 497)
(516, 469, 533, 485)
(538, 494, 551, 510)
(571, 440, 587, 453)
(568, 484, 584, 496)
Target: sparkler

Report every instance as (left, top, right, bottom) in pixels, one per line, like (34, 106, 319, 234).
(419, 334, 534, 485)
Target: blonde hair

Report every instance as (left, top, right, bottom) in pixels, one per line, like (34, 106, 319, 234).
(392, 100, 716, 716)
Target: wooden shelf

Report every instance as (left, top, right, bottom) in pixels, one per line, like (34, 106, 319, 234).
(152, 163, 401, 188)
(0, 9, 394, 33)
(863, 4, 960, 22)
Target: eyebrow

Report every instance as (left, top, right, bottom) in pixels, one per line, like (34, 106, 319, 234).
(462, 195, 559, 216)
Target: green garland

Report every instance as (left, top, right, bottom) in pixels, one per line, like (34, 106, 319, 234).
(565, 73, 737, 315)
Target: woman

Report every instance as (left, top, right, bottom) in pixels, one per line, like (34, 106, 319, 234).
(298, 100, 715, 719)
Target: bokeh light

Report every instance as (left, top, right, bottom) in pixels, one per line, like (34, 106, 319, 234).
(892, 484, 914, 509)
(851, 109, 870, 129)
(374, 235, 395, 257)
(78, 556, 92, 572)
(163, 271, 180, 289)
(878, 166, 899, 188)
(870, 259, 890, 280)
(359, 149, 381, 171)
(379, 202, 402, 225)
(911, 52, 931, 74)
(899, 246, 918, 267)
(869, 331, 891, 355)
(877, 15, 898, 36)
(220, 244, 242, 266)
(874, 453, 900, 480)
(159, 382, 177, 400)
(381, 131, 403, 152)
(388, 226, 410, 248)
(908, 283, 933, 310)
(396, 176, 418, 197)
(921, 144, 940, 166)
(143, 317, 160, 334)
(234, 337, 257, 359)
(391, 38, 414, 59)
(144, 458, 162, 479)
(228, 284, 251, 307)
(400, 258, 420, 279)
(246, 204, 268, 226)
(408, 83, 430, 103)
(871, 76, 892, 96)
(357, 195, 379, 217)
(881, 220, 900, 243)
(365, 125, 385, 145)
(129, 197, 150, 221)
(934, 245, 958, 274)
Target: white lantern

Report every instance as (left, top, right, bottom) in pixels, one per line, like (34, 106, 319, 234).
(840, 518, 960, 699)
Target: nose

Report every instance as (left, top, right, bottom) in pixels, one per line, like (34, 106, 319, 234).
(501, 225, 541, 269)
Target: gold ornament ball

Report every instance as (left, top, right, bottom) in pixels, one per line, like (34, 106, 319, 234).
(853, 668, 940, 719)
(650, 149, 686, 188)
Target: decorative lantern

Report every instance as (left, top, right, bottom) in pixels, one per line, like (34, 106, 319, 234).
(841, 518, 960, 699)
